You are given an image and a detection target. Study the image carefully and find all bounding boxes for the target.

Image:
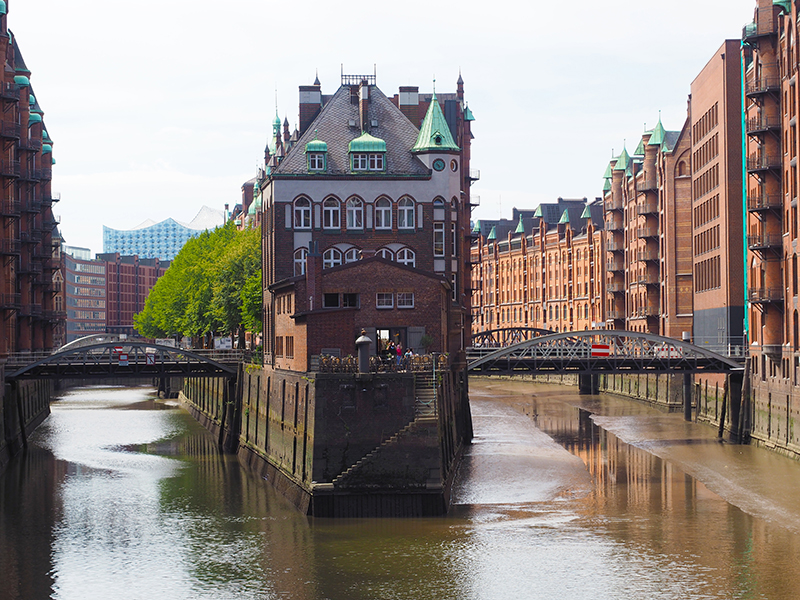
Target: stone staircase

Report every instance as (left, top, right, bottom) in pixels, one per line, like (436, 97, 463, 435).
(414, 373, 438, 417)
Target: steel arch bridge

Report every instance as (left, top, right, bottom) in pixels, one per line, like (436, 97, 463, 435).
(470, 327, 554, 348)
(467, 330, 745, 375)
(5, 342, 238, 381)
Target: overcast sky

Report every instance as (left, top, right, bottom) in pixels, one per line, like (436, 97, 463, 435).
(11, 0, 757, 255)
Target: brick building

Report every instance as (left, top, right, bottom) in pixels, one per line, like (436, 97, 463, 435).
(0, 2, 60, 356)
(63, 251, 106, 343)
(601, 114, 694, 338)
(470, 198, 605, 337)
(260, 73, 476, 369)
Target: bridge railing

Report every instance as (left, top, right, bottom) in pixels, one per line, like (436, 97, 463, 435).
(311, 353, 448, 374)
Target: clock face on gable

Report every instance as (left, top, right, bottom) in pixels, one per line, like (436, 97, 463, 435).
(432, 158, 445, 171)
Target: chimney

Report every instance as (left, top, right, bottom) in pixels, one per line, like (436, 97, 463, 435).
(360, 79, 370, 131)
(299, 80, 323, 136)
(398, 86, 420, 126)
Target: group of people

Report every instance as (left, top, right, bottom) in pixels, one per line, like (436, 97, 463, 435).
(382, 340, 415, 366)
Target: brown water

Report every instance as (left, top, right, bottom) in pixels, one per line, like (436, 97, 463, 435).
(2, 381, 800, 599)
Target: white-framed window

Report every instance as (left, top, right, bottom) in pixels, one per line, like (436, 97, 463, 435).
(397, 292, 414, 308)
(344, 248, 360, 263)
(398, 197, 414, 229)
(346, 198, 363, 229)
(343, 293, 359, 307)
(375, 197, 392, 229)
(376, 292, 393, 309)
(369, 153, 384, 170)
(293, 197, 311, 229)
(352, 153, 368, 170)
(323, 247, 343, 269)
(377, 247, 394, 260)
(396, 247, 415, 267)
(293, 248, 307, 276)
(451, 223, 457, 256)
(434, 223, 445, 257)
(323, 198, 340, 229)
(308, 153, 325, 171)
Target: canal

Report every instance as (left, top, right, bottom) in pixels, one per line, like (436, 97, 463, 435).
(2, 379, 800, 599)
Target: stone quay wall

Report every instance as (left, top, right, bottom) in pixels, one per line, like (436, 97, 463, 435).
(1, 365, 53, 474)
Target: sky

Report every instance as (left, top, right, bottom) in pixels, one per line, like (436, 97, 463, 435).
(10, 0, 758, 255)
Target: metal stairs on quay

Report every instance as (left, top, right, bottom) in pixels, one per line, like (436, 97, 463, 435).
(331, 375, 440, 487)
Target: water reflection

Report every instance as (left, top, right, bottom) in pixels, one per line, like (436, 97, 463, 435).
(2, 383, 800, 600)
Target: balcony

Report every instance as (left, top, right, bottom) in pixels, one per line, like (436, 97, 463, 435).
(747, 233, 782, 251)
(745, 76, 781, 97)
(606, 260, 624, 272)
(606, 239, 624, 252)
(607, 310, 625, 320)
(468, 169, 480, 182)
(43, 309, 67, 321)
(636, 180, 657, 193)
(605, 196, 623, 211)
(0, 238, 21, 255)
(748, 287, 783, 304)
(637, 227, 658, 238)
(0, 159, 20, 178)
(0, 121, 20, 139)
(19, 137, 42, 152)
(0, 293, 21, 310)
(607, 281, 625, 293)
(747, 192, 782, 212)
(637, 202, 658, 216)
(746, 115, 781, 135)
(42, 192, 61, 205)
(22, 199, 42, 213)
(637, 249, 659, 262)
(0, 83, 20, 102)
(743, 20, 776, 41)
(606, 219, 623, 232)
(633, 306, 658, 318)
(636, 272, 659, 286)
(746, 155, 782, 173)
(0, 198, 20, 217)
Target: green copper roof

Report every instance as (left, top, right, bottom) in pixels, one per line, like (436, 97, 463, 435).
(28, 113, 42, 125)
(13, 75, 29, 87)
(775, 0, 791, 14)
(42, 144, 52, 154)
(648, 118, 666, 146)
(515, 215, 525, 234)
(487, 225, 497, 241)
(412, 92, 459, 152)
(0, 2, 7, 15)
(248, 202, 257, 216)
(603, 162, 613, 179)
(29, 94, 35, 105)
(305, 139, 328, 153)
(472, 220, 481, 233)
(42, 130, 51, 142)
(634, 138, 646, 156)
(581, 204, 592, 219)
(603, 178, 612, 192)
(533, 205, 543, 218)
(558, 209, 570, 225)
(464, 104, 475, 122)
(349, 132, 386, 153)
(613, 147, 630, 172)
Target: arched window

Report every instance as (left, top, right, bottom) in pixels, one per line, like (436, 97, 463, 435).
(398, 197, 415, 229)
(294, 197, 311, 229)
(377, 247, 394, 260)
(323, 247, 343, 269)
(323, 197, 340, 229)
(397, 247, 415, 267)
(346, 198, 363, 229)
(375, 197, 392, 229)
(344, 248, 360, 263)
(293, 248, 307, 276)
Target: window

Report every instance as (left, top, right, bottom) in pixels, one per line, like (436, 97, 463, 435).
(397, 292, 414, 308)
(344, 248, 360, 263)
(323, 247, 342, 269)
(375, 197, 392, 229)
(451, 223, 457, 256)
(451, 273, 457, 302)
(434, 223, 445, 256)
(398, 197, 414, 229)
(275, 336, 284, 357)
(308, 153, 325, 171)
(293, 197, 311, 229)
(323, 198, 340, 229)
(323, 293, 340, 308)
(352, 153, 368, 170)
(369, 153, 384, 170)
(343, 293, 359, 308)
(396, 247, 415, 267)
(286, 336, 294, 359)
(293, 248, 307, 276)
(376, 292, 393, 308)
(377, 247, 394, 260)
(346, 198, 363, 229)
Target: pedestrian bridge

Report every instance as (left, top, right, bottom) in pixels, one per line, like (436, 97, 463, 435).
(5, 341, 239, 381)
(467, 330, 745, 375)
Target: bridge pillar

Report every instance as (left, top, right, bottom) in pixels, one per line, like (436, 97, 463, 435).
(728, 370, 744, 443)
(683, 373, 692, 421)
(578, 374, 598, 395)
(222, 365, 244, 453)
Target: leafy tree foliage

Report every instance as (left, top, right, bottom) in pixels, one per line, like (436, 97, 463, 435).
(134, 223, 262, 341)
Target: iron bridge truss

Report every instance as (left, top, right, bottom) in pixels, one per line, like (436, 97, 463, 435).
(6, 342, 238, 381)
(467, 330, 745, 376)
(470, 327, 554, 348)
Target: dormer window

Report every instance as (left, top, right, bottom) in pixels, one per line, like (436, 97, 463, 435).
(349, 132, 386, 173)
(305, 138, 327, 172)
